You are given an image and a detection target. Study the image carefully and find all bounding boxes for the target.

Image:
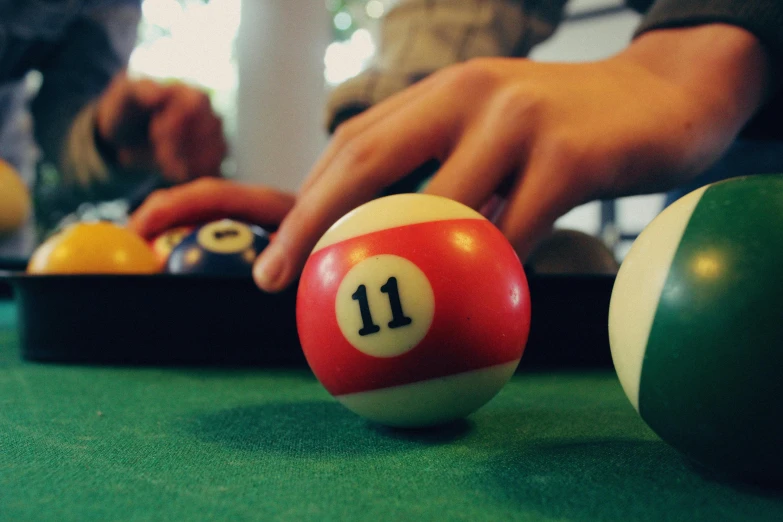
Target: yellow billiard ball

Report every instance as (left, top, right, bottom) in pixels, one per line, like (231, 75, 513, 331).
(28, 222, 160, 275)
(0, 159, 31, 235)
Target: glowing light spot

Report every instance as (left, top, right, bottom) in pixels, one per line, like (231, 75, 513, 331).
(349, 247, 370, 265)
(334, 11, 352, 31)
(185, 247, 203, 266)
(662, 283, 684, 302)
(114, 250, 130, 265)
(350, 28, 375, 55)
(451, 231, 475, 253)
(692, 254, 722, 279)
(366, 0, 385, 18)
(323, 31, 376, 85)
(317, 251, 341, 288)
(132, 0, 241, 93)
(510, 284, 521, 306)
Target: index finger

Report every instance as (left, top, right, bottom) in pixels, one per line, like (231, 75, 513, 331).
(251, 92, 459, 293)
(129, 178, 295, 239)
(127, 77, 173, 110)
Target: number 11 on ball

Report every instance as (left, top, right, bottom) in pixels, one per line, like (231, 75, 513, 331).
(296, 194, 531, 428)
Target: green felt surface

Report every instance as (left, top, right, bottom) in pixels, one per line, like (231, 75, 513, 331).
(1, 300, 782, 521)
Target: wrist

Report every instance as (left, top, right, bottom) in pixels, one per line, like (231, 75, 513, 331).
(618, 24, 777, 131)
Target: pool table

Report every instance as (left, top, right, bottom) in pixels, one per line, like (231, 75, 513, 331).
(1, 297, 781, 521)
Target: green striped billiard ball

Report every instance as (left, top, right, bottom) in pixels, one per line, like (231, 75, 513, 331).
(609, 174, 783, 484)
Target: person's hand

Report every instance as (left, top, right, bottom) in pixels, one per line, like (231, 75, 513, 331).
(128, 177, 296, 238)
(130, 24, 775, 294)
(95, 72, 227, 182)
(249, 24, 774, 293)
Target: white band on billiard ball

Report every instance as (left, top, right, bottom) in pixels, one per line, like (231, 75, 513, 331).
(337, 361, 519, 427)
(609, 185, 707, 410)
(313, 194, 485, 253)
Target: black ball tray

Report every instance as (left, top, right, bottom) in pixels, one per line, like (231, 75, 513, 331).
(0, 271, 615, 369)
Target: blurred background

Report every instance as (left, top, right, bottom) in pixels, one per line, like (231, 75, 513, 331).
(126, 0, 662, 259)
(3, 0, 664, 260)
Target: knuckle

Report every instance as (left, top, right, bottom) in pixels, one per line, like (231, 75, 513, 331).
(340, 137, 377, 172)
(491, 84, 545, 127)
(545, 131, 583, 162)
(539, 131, 603, 195)
(443, 58, 503, 94)
(144, 188, 170, 207)
(546, 132, 591, 177)
(330, 119, 361, 146)
(189, 176, 225, 193)
(185, 89, 212, 113)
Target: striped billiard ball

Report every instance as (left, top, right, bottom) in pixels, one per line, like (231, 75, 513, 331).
(149, 225, 195, 266)
(296, 194, 531, 428)
(609, 175, 783, 483)
(166, 219, 269, 276)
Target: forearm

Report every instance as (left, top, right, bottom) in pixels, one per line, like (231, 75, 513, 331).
(633, 0, 783, 139)
(622, 23, 777, 133)
(637, 0, 783, 63)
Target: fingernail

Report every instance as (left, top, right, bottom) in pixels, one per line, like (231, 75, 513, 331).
(480, 195, 507, 224)
(254, 245, 285, 292)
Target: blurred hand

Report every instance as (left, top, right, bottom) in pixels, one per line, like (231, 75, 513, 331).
(249, 24, 773, 292)
(130, 24, 775, 294)
(129, 177, 296, 237)
(95, 72, 227, 182)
